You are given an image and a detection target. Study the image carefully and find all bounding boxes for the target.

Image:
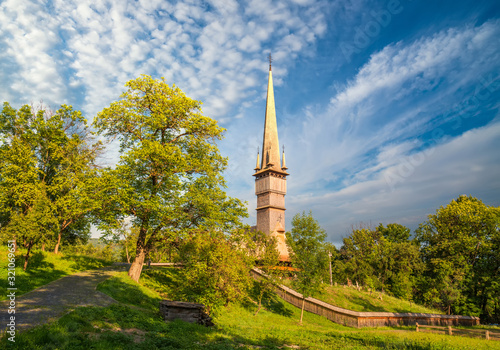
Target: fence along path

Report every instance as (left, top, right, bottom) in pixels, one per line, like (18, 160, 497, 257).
(416, 323, 500, 341)
(250, 268, 479, 328)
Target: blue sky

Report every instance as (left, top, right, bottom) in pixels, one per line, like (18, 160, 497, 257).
(1, 0, 499, 245)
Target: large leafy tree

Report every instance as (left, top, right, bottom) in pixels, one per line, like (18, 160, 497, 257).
(93, 75, 246, 282)
(415, 195, 500, 321)
(0, 102, 101, 268)
(286, 211, 328, 325)
(335, 223, 421, 300)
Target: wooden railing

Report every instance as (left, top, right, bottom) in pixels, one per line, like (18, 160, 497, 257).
(416, 323, 500, 341)
(250, 268, 480, 328)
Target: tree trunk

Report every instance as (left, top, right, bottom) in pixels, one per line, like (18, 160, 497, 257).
(129, 248, 146, 282)
(299, 297, 305, 325)
(54, 232, 62, 254)
(255, 294, 263, 316)
(41, 242, 45, 252)
(128, 225, 148, 282)
(24, 240, 34, 271)
(125, 244, 130, 263)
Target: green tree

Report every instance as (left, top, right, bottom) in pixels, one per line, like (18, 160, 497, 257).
(175, 229, 253, 315)
(252, 231, 282, 315)
(415, 195, 500, 321)
(286, 211, 328, 325)
(93, 75, 246, 282)
(335, 223, 421, 300)
(377, 223, 410, 243)
(0, 102, 100, 267)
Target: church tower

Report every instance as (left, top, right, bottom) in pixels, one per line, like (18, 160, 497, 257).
(253, 56, 290, 261)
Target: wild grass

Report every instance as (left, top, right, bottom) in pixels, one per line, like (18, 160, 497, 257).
(96, 271, 163, 311)
(0, 246, 113, 300)
(318, 284, 442, 314)
(279, 278, 440, 314)
(1, 263, 496, 349)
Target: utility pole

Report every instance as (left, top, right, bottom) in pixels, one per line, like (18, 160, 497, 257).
(328, 251, 333, 286)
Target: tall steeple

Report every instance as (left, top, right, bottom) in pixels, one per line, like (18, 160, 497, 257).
(261, 54, 282, 171)
(253, 55, 290, 261)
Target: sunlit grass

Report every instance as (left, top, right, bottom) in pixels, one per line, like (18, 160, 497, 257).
(1, 261, 497, 349)
(0, 246, 113, 300)
(319, 284, 442, 314)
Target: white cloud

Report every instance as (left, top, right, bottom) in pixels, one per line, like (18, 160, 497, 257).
(289, 121, 500, 244)
(0, 0, 328, 121)
(281, 19, 500, 195)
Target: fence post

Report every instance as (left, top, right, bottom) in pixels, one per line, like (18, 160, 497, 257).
(448, 326, 452, 336)
(416, 322, 419, 332)
(486, 330, 490, 340)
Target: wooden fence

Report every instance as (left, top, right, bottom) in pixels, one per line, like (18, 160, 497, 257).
(416, 323, 500, 341)
(250, 268, 480, 328)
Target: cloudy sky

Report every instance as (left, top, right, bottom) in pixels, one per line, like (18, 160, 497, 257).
(1, 0, 499, 245)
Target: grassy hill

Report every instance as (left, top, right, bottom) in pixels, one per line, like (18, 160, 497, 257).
(312, 284, 441, 314)
(1, 254, 498, 349)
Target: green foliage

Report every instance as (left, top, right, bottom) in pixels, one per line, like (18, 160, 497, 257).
(175, 230, 253, 315)
(0, 102, 101, 266)
(92, 75, 246, 281)
(335, 223, 422, 301)
(286, 211, 328, 324)
(415, 195, 500, 321)
(252, 231, 283, 315)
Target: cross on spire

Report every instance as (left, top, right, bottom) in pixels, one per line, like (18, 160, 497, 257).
(268, 53, 272, 70)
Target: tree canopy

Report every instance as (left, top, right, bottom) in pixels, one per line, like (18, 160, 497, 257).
(416, 195, 500, 320)
(0, 102, 101, 269)
(286, 211, 328, 324)
(93, 75, 246, 282)
(335, 223, 422, 300)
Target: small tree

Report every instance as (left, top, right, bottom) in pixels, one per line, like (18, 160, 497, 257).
(252, 231, 282, 315)
(286, 211, 328, 325)
(175, 229, 253, 315)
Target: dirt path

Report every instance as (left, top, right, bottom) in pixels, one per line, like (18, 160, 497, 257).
(1, 263, 128, 333)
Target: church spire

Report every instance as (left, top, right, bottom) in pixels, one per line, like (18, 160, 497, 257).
(261, 54, 282, 171)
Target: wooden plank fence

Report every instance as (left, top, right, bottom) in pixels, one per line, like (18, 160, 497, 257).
(250, 268, 480, 328)
(416, 323, 500, 341)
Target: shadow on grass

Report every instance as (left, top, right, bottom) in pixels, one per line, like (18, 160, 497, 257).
(97, 273, 161, 311)
(141, 267, 181, 297)
(243, 281, 294, 318)
(344, 294, 387, 312)
(0, 304, 297, 350)
(0, 251, 68, 299)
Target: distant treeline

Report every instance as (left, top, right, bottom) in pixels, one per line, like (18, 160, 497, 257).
(331, 195, 500, 323)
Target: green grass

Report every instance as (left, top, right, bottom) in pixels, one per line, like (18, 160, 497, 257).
(316, 284, 442, 314)
(2, 263, 496, 349)
(279, 279, 441, 314)
(97, 271, 163, 311)
(0, 246, 113, 300)
(3, 267, 498, 349)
